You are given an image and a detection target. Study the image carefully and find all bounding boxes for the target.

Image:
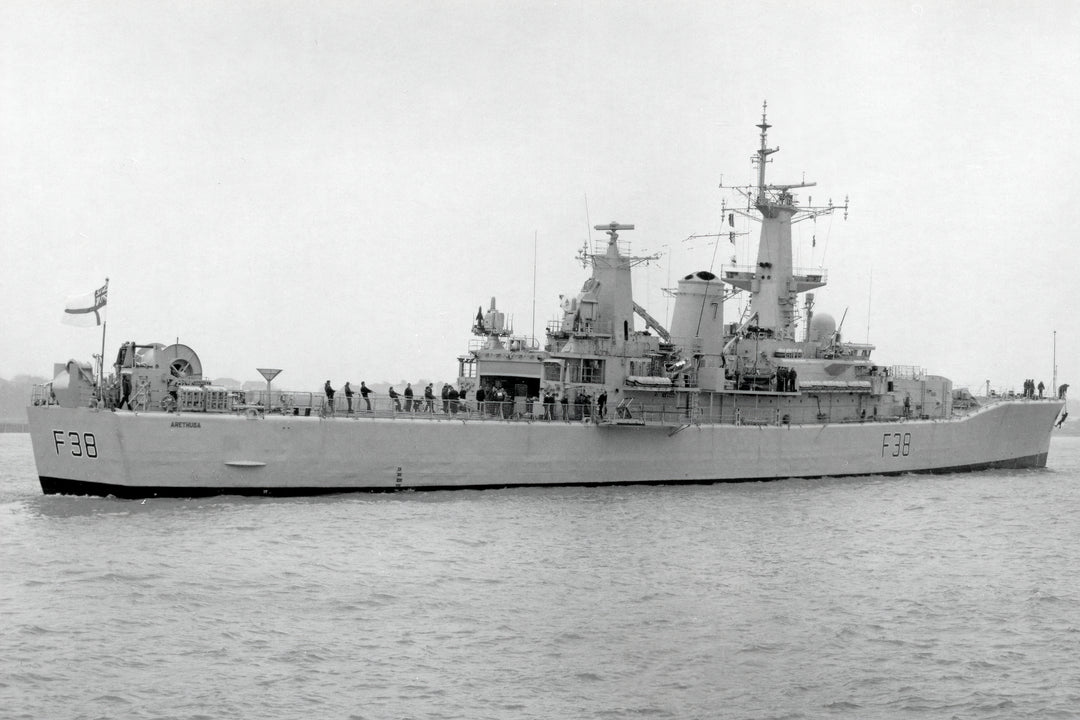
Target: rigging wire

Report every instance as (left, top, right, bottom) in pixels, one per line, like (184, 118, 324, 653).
(693, 208, 726, 337)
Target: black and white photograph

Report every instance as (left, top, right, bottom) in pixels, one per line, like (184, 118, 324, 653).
(2, 1, 1078, 717)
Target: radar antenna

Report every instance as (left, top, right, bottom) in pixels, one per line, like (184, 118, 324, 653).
(576, 221, 659, 268)
(719, 101, 850, 225)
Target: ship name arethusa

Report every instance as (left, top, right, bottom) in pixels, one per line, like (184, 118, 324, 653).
(25, 101, 1067, 498)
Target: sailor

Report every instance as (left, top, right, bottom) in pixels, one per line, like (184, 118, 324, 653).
(119, 372, 133, 410)
(1059, 383, 1069, 399)
(324, 380, 335, 415)
(597, 390, 607, 419)
(360, 381, 373, 411)
(404, 383, 414, 412)
(344, 381, 354, 413)
(560, 392, 569, 422)
(788, 368, 798, 393)
(423, 383, 435, 413)
(441, 383, 450, 413)
(447, 385, 459, 415)
(1056, 411, 1069, 428)
(475, 386, 486, 415)
(388, 386, 402, 412)
(500, 388, 512, 419)
(1037, 381, 1045, 398)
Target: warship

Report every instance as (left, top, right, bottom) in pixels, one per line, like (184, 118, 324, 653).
(28, 106, 1066, 498)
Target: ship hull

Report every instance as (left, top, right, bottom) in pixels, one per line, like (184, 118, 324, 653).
(28, 400, 1063, 499)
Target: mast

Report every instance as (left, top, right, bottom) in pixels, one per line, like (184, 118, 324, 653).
(755, 103, 778, 199)
(559, 222, 661, 353)
(721, 102, 847, 339)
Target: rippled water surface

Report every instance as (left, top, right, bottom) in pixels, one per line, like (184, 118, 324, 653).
(3, 432, 1080, 719)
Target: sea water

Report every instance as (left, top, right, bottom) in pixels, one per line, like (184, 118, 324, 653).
(3, 431, 1080, 720)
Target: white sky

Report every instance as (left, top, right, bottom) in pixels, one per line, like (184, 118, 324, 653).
(2, 0, 1078, 393)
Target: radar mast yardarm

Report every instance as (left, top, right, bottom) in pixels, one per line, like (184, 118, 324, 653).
(721, 101, 849, 340)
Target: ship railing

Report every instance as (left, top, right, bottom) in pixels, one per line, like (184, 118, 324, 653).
(889, 365, 925, 380)
(466, 336, 543, 353)
(720, 264, 828, 282)
(30, 383, 57, 407)
(546, 319, 614, 338)
(236, 393, 998, 425)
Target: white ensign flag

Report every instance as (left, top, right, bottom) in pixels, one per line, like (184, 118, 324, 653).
(62, 283, 108, 327)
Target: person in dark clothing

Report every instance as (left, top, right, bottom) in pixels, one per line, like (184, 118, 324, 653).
(1055, 411, 1068, 428)
(404, 383, 414, 412)
(324, 380, 335, 414)
(424, 383, 435, 413)
(543, 390, 555, 421)
(441, 383, 450, 413)
(344, 381, 354, 413)
(448, 385, 459, 415)
(597, 390, 607, 419)
(1059, 383, 1070, 399)
(388, 386, 402, 411)
(360, 381, 373, 411)
(475, 386, 486, 415)
(119, 373, 133, 410)
(1037, 381, 1045, 398)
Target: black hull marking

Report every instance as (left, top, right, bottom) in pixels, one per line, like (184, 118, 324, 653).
(38, 452, 1050, 499)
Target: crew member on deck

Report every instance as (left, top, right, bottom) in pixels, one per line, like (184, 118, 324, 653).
(119, 372, 132, 410)
(324, 380, 335, 415)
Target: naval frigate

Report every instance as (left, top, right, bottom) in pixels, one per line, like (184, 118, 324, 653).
(27, 105, 1066, 498)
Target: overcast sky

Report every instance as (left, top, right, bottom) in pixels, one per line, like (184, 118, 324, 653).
(2, 0, 1077, 393)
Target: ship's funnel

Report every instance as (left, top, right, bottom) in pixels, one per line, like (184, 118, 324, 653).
(669, 271, 725, 355)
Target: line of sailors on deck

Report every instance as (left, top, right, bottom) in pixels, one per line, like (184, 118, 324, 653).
(322, 380, 611, 421)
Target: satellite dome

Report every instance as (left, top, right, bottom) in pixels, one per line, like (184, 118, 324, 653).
(809, 313, 836, 342)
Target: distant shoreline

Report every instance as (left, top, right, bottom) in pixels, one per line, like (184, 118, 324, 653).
(1, 423, 29, 433)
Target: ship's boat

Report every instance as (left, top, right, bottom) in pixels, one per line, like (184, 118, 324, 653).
(27, 106, 1066, 498)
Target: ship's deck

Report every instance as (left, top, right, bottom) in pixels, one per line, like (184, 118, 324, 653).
(160, 394, 1063, 429)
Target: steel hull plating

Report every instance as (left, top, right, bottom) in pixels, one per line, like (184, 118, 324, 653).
(28, 400, 1063, 498)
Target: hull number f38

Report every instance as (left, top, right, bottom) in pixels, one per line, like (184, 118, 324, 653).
(52, 430, 98, 459)
(882, 432, 911, 458)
